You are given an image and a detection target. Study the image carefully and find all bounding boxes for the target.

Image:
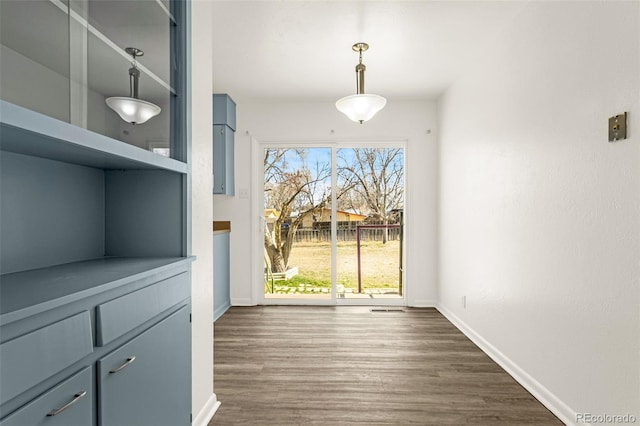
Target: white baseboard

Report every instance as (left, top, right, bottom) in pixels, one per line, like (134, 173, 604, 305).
(230, 297, 253, 306)
(436, 303, 578, 426)
(409, 299, 438, 307)
(193, 393, 221, 426)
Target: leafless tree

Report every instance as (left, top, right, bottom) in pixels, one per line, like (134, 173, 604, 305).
(263, 148, 331, 272)
(337, 148, 404, 243)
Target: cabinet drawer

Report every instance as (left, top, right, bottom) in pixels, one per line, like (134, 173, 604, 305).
(95, 272, 189, 346)
(0, 311, 93, 405)
(0, 366, 94, 426)
(97, 305, 190, 426)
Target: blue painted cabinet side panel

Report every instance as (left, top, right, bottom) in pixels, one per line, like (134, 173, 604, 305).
(105, 170, 183, 257)
(97, 305, 191, 426)
(0, 311, 93, 406)
(213, 233, 231, 321)
(0, 366, 95, 426)
(0, 151, 105, 274)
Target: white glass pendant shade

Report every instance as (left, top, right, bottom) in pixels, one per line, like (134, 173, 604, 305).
(336, 43, 386, 123)
(335, 94, 386, 124)
(106, 97, 161, 125)
(105, 47, 161, 125)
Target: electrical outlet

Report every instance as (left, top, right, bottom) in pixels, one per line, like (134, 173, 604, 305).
(461, 295, 466, 309)
(239, 188, 249, 199)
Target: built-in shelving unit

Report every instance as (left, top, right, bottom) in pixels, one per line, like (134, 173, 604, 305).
(0, 0, 182, 156)
(0, 0, 191, 423)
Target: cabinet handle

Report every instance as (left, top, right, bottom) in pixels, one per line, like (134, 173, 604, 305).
(109, 356, 136, 374)
(47, 390, 87, 416)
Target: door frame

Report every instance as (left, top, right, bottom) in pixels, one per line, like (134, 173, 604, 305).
(251, 137, 408, 306)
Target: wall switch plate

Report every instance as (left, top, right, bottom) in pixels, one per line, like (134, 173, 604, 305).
(608, 112, 627, 142)
(461, 295, 466, 309)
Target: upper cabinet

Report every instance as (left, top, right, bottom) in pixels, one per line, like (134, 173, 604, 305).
(0, 0, 189, 278)
(213, 94, 235, 195)
(0, 0, 186, 161)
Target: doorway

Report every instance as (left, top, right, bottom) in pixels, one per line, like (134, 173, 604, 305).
(260, 142, 405, 304)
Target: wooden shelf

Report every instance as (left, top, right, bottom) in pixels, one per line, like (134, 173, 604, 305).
(0, 101, 187, 173)
(0, 257, 193, 325)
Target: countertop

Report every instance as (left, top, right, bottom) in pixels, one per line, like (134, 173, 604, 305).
(213, 221, 231, 235)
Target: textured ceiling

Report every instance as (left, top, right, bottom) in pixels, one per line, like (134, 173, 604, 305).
(211, 1, 525, 101)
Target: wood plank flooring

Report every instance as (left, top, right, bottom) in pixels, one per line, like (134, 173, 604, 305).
(210, 306, 562, 425)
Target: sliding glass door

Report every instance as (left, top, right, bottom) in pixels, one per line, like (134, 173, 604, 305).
(262, 143, 404, 303)
(335, 147, 404, 300)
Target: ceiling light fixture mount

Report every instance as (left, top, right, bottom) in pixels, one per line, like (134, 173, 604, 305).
(105, 47, 161, 125)
(336, 42, 386, 124)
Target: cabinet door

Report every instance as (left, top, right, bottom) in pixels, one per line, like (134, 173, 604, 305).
(213, 124, 234, 195)
(0, 366, 94, 426)
(213, 232, 231, 321)
(97, 306, 191, 426)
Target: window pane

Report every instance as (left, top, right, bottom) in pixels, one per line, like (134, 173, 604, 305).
(336, 147, 404, 299)
(264, 148, 332, 300)
(0, 0, 70, 122)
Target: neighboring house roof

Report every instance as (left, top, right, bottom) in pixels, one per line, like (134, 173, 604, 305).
(275, 208, 367, 221)
(264, 209, 280, 220)
(306, 207, 367, 221)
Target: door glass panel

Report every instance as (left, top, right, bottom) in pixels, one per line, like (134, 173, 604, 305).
(336, 148, 404, 299)
(0, 0, 71, 122)
(264, 148, 332, 300)
(0, 0, 183, 162)
(87, 0, 173, 157)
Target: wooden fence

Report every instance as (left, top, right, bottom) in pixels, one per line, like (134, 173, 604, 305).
(284, 225, 401, 243)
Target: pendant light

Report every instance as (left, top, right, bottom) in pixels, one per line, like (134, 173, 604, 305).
(106, 47, 161, 125)
(336, 42, 386, 124)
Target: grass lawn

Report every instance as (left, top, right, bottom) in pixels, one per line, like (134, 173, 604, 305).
(277, 240, 401, 292)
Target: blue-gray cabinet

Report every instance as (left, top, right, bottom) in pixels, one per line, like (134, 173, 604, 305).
(98, 305, 191, 426)
(213, 94, 236, 195)
(0, 367, 94, 426)
(0, 0, 192, 424)
(0, 259, 193, 426)
(0, 0, 185, 159)
(213, 124, 235, 195)
(214, 231, 231, 321)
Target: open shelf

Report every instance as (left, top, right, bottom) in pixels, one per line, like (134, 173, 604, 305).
(0, 101, 186, 173)
(0, 257, 193, 325)
(86, 0, 175, 89)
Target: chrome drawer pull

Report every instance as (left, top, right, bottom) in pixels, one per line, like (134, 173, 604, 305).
(109, 356, 136, 374)
(47, 390, 87, 416)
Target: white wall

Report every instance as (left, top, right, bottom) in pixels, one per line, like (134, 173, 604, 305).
(213, 100, 438, 307)
(438, 1, 639, 424)
(190, 1, 218, 424)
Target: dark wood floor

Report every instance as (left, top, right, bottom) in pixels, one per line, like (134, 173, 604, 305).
(210, 306, 562, 425)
